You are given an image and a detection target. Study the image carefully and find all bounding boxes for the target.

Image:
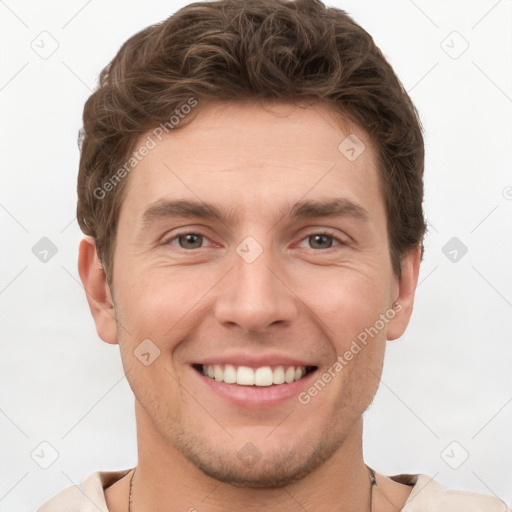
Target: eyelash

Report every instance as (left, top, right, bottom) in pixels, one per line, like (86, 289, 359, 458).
(163, 229, 347, 251)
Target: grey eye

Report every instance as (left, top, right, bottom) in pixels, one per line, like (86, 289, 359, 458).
(308, 234, 334, 249)
(178, 234, 204, 249)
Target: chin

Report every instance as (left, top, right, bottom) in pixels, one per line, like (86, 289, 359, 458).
(191, 453, 321, 488)
(173, 428, 347, 488)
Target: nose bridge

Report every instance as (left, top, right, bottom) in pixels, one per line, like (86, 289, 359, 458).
(213, 237, 297, 334)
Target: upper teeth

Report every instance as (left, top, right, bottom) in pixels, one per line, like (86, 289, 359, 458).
(201, 364, 307, 386)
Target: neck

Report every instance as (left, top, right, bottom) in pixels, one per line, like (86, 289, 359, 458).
(130, 405, 372, 512)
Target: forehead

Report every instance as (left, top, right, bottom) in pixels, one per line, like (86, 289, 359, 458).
(118, 101, 384, 225)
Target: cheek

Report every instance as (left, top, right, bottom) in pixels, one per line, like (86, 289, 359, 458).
(113, 274, 187, 405)
(294, 267, 390, 345)
(114, 266, 217, 352)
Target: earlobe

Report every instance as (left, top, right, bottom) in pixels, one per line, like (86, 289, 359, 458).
(387, 244, 422, 341)
(77, 236, 118, 344)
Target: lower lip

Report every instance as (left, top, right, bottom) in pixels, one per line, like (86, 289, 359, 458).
(192, 367, 318, 408)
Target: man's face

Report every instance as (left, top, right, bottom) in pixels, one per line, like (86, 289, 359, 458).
(91, 101, 416, 486)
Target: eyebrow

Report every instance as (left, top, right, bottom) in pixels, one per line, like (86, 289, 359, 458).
(140, 197, 369, 229)
(141, 200, 240, 228)
(284, 198, 369, 223)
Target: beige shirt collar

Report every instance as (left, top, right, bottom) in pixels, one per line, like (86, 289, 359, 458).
(37, 468, 506, 512)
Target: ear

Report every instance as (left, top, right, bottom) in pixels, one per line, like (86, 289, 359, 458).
(78, 236, 118, 344)
(387, 244, 422, 341)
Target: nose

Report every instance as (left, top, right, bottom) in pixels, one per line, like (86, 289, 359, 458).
(213, 243, 299, 335)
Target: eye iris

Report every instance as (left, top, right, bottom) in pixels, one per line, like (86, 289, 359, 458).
(179, 234, 203, 249)
(309, 234, 332, 249)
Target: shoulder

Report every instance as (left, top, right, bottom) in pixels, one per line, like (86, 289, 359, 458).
(399, 474, 507, 511)
(37, 469, 132, 512)
(37, 484, 81, 512)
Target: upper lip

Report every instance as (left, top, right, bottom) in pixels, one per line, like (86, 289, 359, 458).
(193, 353, 318, 368)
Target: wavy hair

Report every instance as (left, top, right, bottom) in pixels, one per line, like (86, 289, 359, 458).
(77, 0, 426, 286)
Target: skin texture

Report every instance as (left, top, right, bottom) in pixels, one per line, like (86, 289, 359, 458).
(78, 100, 421, 512)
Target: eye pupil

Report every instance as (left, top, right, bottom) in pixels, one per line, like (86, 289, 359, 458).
(179, 234, 203, 249)
(309, 234, 332, 249)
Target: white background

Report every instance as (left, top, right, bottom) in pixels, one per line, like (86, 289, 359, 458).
(1, 1, 511, 510)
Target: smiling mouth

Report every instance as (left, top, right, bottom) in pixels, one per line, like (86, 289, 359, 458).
(193, 364, 317, 387)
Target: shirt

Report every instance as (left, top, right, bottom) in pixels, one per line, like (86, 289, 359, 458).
(36, 468, 507, 511)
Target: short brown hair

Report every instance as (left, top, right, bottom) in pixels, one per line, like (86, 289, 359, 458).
(77, 0, 426, 286)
